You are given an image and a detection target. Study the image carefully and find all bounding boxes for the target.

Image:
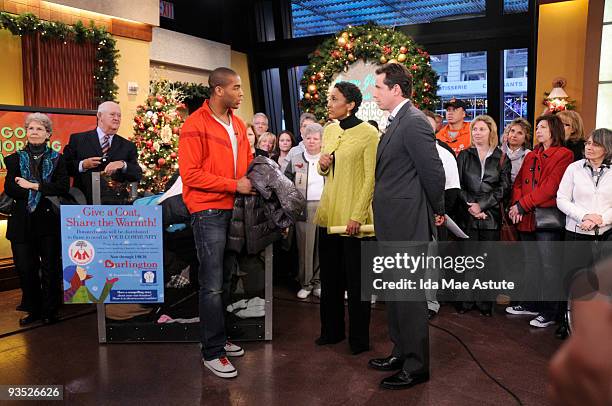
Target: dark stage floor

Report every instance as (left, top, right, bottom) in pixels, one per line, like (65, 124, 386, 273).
(0, 287, 561, 405)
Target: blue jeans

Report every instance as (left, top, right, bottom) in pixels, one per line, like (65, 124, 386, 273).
(191, 209, 235, 360)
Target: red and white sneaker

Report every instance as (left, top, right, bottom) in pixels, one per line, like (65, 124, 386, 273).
(224, 341, 245, 357)
(203, 356, 238, 378)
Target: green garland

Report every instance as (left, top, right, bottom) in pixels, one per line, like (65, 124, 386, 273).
(0, 12, 119, 103)
(300, 23, 439, 119)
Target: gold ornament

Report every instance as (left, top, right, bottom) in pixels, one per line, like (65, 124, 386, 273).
(307, 84, 317, 93)
(348, 53, 355, 61)
(397, 53, 407, 63)
(380, 55, 388, 64)
(388, 58, 398, 64)
(304, 92, 311, 100)
(399, 46, 408, 54)
(341, 32, 349, 39)
(337, 36, 347, 47)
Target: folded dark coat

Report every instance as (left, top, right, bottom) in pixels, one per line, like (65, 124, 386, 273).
(227, 156, 305, 254)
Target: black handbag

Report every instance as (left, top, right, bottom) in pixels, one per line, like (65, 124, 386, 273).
(0, 192, 15, 217)
(535, 207, 565, 230)
(46, 187, 87, 215)
(530, 158, 565, 230)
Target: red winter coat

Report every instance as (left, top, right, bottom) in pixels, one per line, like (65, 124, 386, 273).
(511, 144, 573, 232)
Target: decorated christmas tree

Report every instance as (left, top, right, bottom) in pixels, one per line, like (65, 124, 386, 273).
(133, 80, 186, 194)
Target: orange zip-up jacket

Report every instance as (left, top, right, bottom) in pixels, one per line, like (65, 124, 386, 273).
(436, 122, 471, 156)
(178, 100, 253, 213)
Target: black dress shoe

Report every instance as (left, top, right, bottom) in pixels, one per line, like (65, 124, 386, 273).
(380, 370, 429, 390)
(42, 315, 59, 325)
(427, 309, 437, 320)
(555, 323, 569, 340)
(368, 355, 404, 371)
(479, 308, 493, 317)
(315, 336, 345, 346)
(19, 314, 41, 326)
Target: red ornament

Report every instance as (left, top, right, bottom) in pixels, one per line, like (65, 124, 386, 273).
(410, 64, 419, 71)
(158, 158, 166, 166)
(317, 72, 324, 80)
(310, 75, 317, 81)
(399, 46, 408, 54)
(423, 97, 430, 104)
(170, 152, 177, 159)
(146, 140, 153, 148)
(157, 95, 165, 103)
(172, 127, 179, 134)
(313, 93, 320, 100)
(383, 45, 392, 55)
(331, 50, 341, 59)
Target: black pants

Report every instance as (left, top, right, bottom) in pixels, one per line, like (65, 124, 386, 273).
(318, 229, 371, 351)
(462, 228, 499, 312)
(11, 234, 61, 318)
(520, 230, 564, 320)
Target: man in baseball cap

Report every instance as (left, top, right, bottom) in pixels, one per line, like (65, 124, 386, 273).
(436, 98, 471, 156)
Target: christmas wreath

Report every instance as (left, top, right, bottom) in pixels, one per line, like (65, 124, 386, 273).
(300, 23, 439, 119)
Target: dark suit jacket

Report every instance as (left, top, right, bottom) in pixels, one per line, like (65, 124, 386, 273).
(4, 152, 70, 242)
(373, 101, 445, 241)
(63, 129, 142, 203)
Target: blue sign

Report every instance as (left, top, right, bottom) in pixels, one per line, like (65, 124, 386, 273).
(61, 205, 164, 304)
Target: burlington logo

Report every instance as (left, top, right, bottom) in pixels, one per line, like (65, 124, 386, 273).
(104, 260, 158, 269)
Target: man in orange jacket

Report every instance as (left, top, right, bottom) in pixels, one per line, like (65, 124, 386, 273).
(178, 67, 254, 379)
(435, 98, 471, 156)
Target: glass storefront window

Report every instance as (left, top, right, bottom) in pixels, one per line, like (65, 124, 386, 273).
(503, 48, 529, 129)
(431, 52, 488, 121)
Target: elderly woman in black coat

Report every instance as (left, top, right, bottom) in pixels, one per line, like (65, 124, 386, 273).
(4, 113, 69, 326)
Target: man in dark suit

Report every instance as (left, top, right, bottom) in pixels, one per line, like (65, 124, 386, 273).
(63, 101, 142, 203)
(369, 63, 446, 390)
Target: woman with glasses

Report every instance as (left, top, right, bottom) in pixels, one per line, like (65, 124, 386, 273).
(557, 129, 612, 241)
(555, 128, 612, 338)
(4, 113, 69, 326)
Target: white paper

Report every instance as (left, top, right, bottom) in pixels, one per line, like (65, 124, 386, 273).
(445, 215, 469, 239)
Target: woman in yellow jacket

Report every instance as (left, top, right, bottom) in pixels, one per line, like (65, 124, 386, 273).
(314, 81, 379, 355)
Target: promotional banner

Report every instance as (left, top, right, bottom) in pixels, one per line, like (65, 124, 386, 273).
(61, 205, 164, 304)
(0, 106, 97, 192)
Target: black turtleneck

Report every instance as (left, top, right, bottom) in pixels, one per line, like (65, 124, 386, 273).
(26, 142, 46, 156)
(339, 114, 362, 130)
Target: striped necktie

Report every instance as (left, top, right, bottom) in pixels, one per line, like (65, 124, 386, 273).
(101, 134, 111, 155)
(386, 115, 394, 130)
